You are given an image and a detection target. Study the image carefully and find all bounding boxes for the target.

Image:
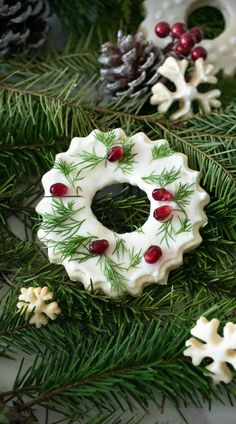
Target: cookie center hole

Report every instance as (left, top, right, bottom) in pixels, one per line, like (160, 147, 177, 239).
(91, 183, 150, 234)
(187, 5, 225, 39)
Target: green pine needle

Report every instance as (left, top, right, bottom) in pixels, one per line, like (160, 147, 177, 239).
(142, 167, 181, 187)
(151, 144, 174, 160)
(173, 183, 195, 207)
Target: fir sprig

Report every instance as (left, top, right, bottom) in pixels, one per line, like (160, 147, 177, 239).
(142, 167, 181, 187)
(151, 144, 174, 160)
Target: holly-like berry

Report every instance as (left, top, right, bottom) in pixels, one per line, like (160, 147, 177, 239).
(144, 245, 162, 264)
(175, 43, 191, 57)
(155, 21, 170, 38)
(153, 205, 172, 221)
(171, 22, 187, 38)
(179, 32, 195, 50)
(107, 146, 124, 162)
(50, 183, 68, 196)
(152, 188, 173, 201)
(89, 239, 109, 255)
(190, 27, 204, 43)
(191, 46, 208, 61)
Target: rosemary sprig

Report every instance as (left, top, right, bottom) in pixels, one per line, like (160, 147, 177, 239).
(49, 234, 93, 261)
(95, 129, 117, 149)
(116, 140, 137, 175)
(142, 167, 181, 187)
(156, 218, 175, 248)
(41, 199, 85, 237)
(151, 144, 174, 160)
(176, 217, 192, 234)
(128, 247, 143, 268)
(99, 256, 127, 291)
(54, 159, 83, 187)
(112, 234, 127, 260)
(174, 183, 195, 207)
(78, 147, 106, 170)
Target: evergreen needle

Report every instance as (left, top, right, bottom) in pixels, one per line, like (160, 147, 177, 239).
(142, 167, 181, 187)
(151, 144, 174, 160)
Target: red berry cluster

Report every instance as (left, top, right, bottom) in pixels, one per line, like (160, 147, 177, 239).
(155, 21, 207, 61)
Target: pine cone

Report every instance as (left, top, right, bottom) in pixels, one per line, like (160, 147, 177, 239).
(99, 31, 160, 98)
(0, 0, 51, 60)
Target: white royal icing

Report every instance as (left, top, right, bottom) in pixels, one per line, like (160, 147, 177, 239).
(36, 129, 209, 297)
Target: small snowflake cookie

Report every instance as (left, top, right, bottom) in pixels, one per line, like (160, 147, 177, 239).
(150, 57, 221, 120)
(140, 0, 236, 75)
(184, 317, 236, 384)
(36, 129, 209, 297)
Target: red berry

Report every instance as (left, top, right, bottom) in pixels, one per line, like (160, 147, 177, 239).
(153, 205, 172, 221)
(190, 27, 204, 43)
(107, 146, 124, 162)
(50, 183, 68, 196)
(89, 239, 109, 255)
(144, 245, 162, 264)
(171, 22, 187, 38)
(179, 32, 195, 50)
(191, 46, 208, 61)
(176, 43, 191, 57)
(152, 188, 173, 201)
(155, 21, 171, 38)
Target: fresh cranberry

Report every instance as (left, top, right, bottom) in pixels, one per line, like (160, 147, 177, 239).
(171, 22, 187, 38)
(179, 32, 195, 50)
(155, 21, 171, 38)
(191, 46, 208, 61)
(190, 27, 204, 43)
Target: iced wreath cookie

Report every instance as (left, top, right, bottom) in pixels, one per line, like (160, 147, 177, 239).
(36, 129, 209, 297)
(140, 0, 236, 76)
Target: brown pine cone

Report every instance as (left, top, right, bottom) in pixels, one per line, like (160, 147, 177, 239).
(99, 30, 160, 98)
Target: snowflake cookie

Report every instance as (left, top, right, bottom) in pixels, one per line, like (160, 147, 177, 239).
(150, 57, 221, 120)
(184, 317, 236, 384)
(36, 129, 209, 297)
(17, 287, 61, 328)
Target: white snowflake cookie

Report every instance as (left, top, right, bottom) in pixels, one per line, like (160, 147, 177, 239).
(17, 287, 61, 328)
(184, 317, 236, 384)
(140, 0, 236, 75)
(150, 57, 221, 120)
(36, 129, 209, 297)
